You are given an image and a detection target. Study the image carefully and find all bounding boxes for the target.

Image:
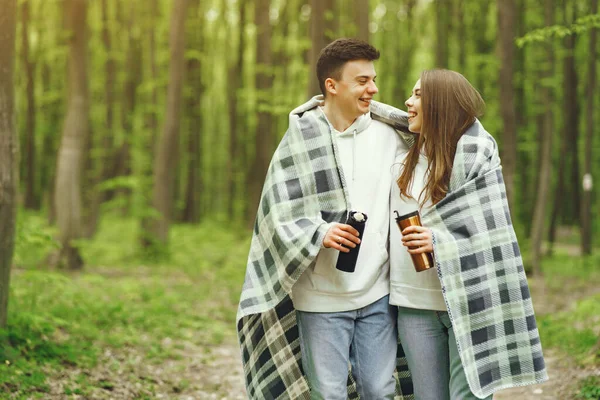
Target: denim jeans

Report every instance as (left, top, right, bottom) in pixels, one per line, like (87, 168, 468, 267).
(296, 295, 398, 400)
(396, 306, 493, 400)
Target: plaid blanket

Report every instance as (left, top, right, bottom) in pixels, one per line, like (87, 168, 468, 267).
(236, 97, 414, 399)
(421, 120, 549, 398)
(236, 97, 547, 399)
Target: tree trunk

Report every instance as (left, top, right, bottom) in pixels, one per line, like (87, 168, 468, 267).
(548, 0, 580, 252)
(113, 1, 140, 210)
(456, 0, 466, 71)
(85, 0, 116, 237)
(473, 1, 492, 97)
(41, 62, 58, 224)
(145, 0, 159, 145)
(497, 0, 517, 212)
(581, 0, 597, 255)
(354, 0, 369, 42)
(0, 0, 18, 328)
(248, 0, 274, 225)
(435, 0, 449, 68)
(53, 0, 89, 270)
(530, 0, 555, 276)
(227, 0, 245, 219)
(21, 0, 38, 210)
(307, 0, 335, 98)
(182, 52, 202, 223)
(145, 0, 189, 246)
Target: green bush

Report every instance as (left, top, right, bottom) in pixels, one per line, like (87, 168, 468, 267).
(577, 376, 600, 399)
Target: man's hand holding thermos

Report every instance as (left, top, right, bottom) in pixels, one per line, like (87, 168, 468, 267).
(323, 211, 367, 273)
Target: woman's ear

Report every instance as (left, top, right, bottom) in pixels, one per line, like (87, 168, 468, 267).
(324, 78, 337, 96)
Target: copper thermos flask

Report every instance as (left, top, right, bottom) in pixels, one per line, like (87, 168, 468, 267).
(394, 210, 434, 272)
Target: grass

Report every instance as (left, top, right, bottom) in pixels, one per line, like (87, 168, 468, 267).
(1, 211, 250, 398)
(537, 252, 600, 397)
(1, 212, 599, 398)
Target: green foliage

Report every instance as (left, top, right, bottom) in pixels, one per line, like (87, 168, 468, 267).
(13, 210, 60, 269)
(578, 376, 600, 399)
(3, 213, 249, 396)
(536, 254, 600, 367)
(537, 293, 600, 364)
(517, 13, 600, 47)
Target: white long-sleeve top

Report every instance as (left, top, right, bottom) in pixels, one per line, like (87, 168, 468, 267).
(389, 150, 447, 311)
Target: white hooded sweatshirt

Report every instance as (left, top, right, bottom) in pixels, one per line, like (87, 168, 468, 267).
(291, 107, 402, 312)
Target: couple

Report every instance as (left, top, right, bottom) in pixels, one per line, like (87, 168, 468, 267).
(236, 39, 548, 399)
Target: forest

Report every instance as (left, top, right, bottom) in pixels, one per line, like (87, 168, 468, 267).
(0, 0, 599, 398)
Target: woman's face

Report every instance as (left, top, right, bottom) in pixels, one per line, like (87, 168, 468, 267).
(405, 79, 422, 133)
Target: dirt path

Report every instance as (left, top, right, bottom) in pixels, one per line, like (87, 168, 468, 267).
(38, 275, 598, 399)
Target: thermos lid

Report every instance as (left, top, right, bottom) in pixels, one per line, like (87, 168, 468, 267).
(394, 210, 419, 221)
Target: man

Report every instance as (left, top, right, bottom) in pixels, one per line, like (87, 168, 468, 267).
(237, 39, 413, 399)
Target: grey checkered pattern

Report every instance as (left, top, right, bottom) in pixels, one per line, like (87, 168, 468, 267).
(237, 97, 414, 399)
(422, 121, 549, 398)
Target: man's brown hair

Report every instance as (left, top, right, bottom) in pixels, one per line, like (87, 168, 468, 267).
(316, 38, 380, 96)
(397, 69, 485, 206)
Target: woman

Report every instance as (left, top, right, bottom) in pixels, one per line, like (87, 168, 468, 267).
(388, 69, 548, 399)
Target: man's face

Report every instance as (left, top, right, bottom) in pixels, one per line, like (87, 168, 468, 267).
(328, 59, 378, 120)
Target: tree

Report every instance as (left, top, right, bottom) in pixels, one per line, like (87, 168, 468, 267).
(435, 0, 449, 68)
(248, 0, 274, 221)
(52, 0, 89, 270)
(354, 0, 369, 42)
(530, 0, 555, 275)
(86, 0, 116, 237)
(548, 0, 580, 252)
(307, 0, 335, 98)
(497, 0, 517, 211)
(227, 0, 246, 219)
(145, 0, 189, 247)
(0, 0, 17, 328)
(21, 0, 37, 210)
(581, 0, 598, 255)
(182, 0, 203, 224)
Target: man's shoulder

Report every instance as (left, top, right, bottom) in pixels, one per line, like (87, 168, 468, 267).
(369, 118, 399, 132)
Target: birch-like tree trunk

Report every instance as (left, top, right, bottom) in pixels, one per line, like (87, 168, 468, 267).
(0, 0, 18, 328)
(53, 0, 89, 270)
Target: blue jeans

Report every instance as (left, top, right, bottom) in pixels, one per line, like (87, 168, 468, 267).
(296, 295, 398, 400)
(397, 306, 493, 400)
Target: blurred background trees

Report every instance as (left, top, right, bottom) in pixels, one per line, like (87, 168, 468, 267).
(0, 0, 599, 397)
(4, 0, 599, 270)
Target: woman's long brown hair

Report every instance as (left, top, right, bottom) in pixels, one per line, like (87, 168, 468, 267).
(397, 69, 485, 206)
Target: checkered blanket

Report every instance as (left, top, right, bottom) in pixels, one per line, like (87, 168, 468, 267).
(236, 97, 414, 399)
(421, 120, 549, 398)
(236, 97, 547, 399)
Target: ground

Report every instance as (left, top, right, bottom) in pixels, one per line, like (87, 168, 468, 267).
(35, 274, 598, 400)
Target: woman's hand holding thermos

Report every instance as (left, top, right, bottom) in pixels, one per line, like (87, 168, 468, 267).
(394, 210, 434, 272)
(401, 225, 433, 254)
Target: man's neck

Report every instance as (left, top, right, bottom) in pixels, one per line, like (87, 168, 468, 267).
(322, 101, 357, 132)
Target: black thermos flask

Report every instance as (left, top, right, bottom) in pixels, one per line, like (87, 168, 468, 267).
(335, 211, 368, 273)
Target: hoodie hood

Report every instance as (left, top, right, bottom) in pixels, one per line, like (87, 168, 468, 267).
(316, 106, 372, 137)
(291, 95, 414, 146)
